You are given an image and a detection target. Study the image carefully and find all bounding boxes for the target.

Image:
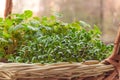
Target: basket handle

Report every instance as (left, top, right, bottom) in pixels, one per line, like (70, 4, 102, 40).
(109, 27, 120, 59)
(104, 27, 120, 80)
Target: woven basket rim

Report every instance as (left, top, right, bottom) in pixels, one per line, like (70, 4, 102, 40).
(0, 61, 114, 80)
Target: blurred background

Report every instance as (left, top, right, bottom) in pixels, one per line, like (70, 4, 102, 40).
(0, 0, 120, 43)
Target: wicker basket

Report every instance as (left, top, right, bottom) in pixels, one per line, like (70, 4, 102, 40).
(0, 28, 120, 80)
(1, 0, 120, 79)
(1, 28, 120, 80)
(0, 61, 114, 80)
(0, 30, 120, 80)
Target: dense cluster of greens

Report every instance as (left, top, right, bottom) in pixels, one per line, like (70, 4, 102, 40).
(0, 10, 113, 63)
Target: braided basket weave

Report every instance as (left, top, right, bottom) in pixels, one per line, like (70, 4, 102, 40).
(0, 61, 114, 80)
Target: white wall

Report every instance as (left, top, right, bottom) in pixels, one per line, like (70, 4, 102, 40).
(0, 0, 5, 17)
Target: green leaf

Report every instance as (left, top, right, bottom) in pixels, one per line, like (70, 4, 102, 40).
(0, 52, 4, 58)
(50, 16, 56, 20)
(0, 18, 3, 22)
(26, 26, 38, 31)
(24, 10, 33, 19)
(79, 21, 90, 28)
(0, 38, 7, 42)
(3, 31, 10, 38)
(53, 12, 62, 18)
(5, 19, 13, 27)
(10, 24, 23, 31)
(42, 16, 48, 21)
(93, 25, 101, 34)
(33, 17, 40, 20)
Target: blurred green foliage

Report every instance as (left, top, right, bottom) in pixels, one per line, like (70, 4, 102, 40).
(0, 10, 113, 63)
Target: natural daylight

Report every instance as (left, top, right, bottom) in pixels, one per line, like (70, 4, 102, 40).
(0, 0, 120, 80)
